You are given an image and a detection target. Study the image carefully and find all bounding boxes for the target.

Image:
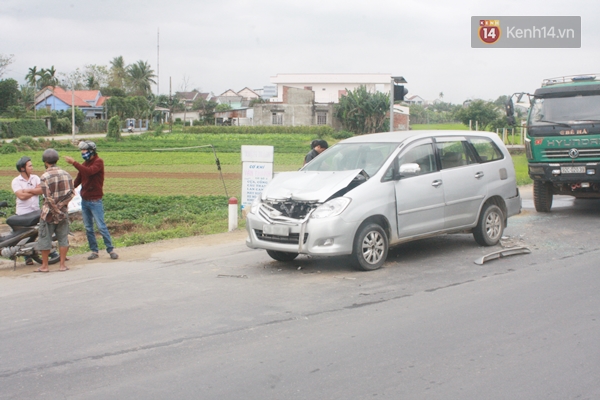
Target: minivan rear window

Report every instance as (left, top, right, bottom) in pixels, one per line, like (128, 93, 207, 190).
(468, 137, 504, 163)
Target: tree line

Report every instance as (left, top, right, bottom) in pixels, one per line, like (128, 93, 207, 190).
(335, 86, 520, 135)
(0, 52, 523, 135)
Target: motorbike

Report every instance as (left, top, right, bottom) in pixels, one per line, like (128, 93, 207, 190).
(0, 201, 60, 270)
(128, 125, 134, 133)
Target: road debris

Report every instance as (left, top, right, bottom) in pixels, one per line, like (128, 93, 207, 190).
(474, 246, 531, 265)
(217, 274, 248, 279)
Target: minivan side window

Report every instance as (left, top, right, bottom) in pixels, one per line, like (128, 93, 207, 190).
(396, 143, 437, 177)
(437, 140, 477, 169)
(469, 137, 504, 163)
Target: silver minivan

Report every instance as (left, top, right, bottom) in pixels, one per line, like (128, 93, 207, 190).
(246, 130, 522, 270)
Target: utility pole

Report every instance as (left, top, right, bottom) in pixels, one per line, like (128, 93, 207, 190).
(390, 77, 395, 132)
(169, 77, 173, 132)
(71, 81, 76, 141)
(157, 27, 160, 97)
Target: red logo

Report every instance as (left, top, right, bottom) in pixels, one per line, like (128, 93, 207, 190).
(478, 20, 501, 44)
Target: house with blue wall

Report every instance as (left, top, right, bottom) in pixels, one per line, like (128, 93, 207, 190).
(35, 86, 109, 120)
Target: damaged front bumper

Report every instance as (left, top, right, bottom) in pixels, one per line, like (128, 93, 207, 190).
(245, 202, 356, 256)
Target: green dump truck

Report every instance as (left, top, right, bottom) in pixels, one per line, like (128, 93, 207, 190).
(507, 74, 600, 212)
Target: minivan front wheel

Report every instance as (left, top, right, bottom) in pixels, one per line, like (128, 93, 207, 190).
(353, 223, 388, 271)
(473, 204, 505, 246)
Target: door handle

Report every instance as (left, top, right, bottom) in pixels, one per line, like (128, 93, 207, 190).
(475, 171, 484, 179)
(431, 180, 443, 187)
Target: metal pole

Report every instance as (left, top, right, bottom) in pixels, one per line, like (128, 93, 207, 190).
(390, 77, 394, 132)
(71, 82, 75, 140)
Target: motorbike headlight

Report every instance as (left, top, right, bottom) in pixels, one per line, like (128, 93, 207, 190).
(311, 197, 351, 219)
(249, 196, 262, 215)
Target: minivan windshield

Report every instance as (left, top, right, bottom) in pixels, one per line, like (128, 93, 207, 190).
(302, 142, 398, 177)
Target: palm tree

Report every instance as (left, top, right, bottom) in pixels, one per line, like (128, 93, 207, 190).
(25, 66, 38, 116)
(109, 56, 127, 89)
(38, 66, 59, 88)
(37, 66, 59, 110)
(25, 66, 38, 88)
(127, 60, 156, 96)
(86, 75, 99, 90)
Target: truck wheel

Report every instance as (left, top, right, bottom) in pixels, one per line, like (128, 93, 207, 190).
(353, 223, 388, 271)
(533, 180, 553, 212)
(473, 204, 505, 246)
(266, 250, 298, 262)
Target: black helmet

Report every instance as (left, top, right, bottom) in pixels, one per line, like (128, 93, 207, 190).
(16, 156, 31, 172)
(42, 149, 59, 164)
(78, 141, 97, 152)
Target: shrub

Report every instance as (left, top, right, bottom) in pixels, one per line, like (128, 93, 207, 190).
(0, 119, 48, 138)
(106, 116, 122, 140)
(14, 135, 42, 150)
(0, 143, 17, 154)
(331, 130, 354, 140)
(185, 125, 336, 136)
(55, 117, 72, 134)
(82, 119, 108, 133)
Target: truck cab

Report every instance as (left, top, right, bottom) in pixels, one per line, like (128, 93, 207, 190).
(511, 74, 600, 212)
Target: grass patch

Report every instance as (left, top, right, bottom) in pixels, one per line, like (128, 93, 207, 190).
(511, 153, 532, 186)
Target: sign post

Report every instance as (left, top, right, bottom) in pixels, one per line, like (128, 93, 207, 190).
(241, 145, 274, 217)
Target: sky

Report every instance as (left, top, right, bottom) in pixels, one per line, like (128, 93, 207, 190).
(2, 0, 600, 104)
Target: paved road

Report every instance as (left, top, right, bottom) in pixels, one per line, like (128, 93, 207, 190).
(4, 130, 143, 143)
(1, 186, 599, 399)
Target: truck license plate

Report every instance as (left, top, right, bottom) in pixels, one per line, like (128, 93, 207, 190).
(561, 166, 585, 173)
(263, 224, 290, 236)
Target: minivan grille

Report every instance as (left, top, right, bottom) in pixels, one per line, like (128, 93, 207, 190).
(254, 229, 308, 244)
(258, 202, 317, 223)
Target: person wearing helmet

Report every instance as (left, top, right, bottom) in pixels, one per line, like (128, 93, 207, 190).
(37, 149, 75, 272)
(64, 141, 118, 260)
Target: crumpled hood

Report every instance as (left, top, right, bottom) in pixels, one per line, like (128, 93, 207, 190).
(262, 170, 363, 202)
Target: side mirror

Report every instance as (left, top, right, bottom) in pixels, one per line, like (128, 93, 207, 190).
(398, 163, 421, 178)
(505, 98, 516, 126)
(505, 98, 514, 117)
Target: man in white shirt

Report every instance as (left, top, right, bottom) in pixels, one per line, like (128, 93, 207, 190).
(12, 156, 42, 265)
(12, 156, 41, 215)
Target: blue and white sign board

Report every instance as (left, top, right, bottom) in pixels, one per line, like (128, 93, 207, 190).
(241, 145, 274, 214)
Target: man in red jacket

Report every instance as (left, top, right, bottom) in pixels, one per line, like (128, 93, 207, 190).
(64, 141, 118, 260)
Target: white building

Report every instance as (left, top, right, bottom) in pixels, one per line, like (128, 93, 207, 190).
(269, 73, 405, 104)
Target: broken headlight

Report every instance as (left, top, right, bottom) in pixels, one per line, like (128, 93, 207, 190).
(311, 197, 351, 219)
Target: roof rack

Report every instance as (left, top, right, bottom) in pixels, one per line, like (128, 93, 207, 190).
(542, 74, 600, 87)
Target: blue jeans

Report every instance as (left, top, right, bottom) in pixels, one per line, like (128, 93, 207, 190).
(81, 199, 114, 254)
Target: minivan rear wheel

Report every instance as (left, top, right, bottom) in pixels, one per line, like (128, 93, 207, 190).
(473, 204, 505, 246)
(353, 223, 388, 271)
(266, 250, 299, 262)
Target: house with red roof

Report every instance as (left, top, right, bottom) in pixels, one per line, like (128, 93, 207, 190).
(35, 86, 109, 120)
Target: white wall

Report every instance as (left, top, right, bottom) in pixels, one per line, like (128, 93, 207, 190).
(270, 73, 395, 103)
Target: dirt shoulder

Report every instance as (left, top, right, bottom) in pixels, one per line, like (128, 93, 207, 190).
(0, 228, 248, 278)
